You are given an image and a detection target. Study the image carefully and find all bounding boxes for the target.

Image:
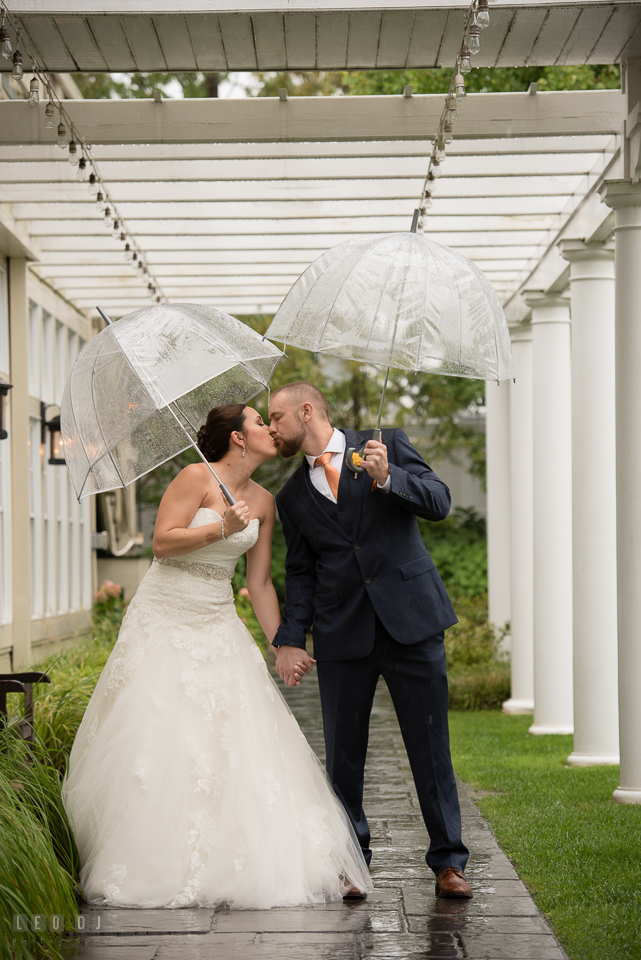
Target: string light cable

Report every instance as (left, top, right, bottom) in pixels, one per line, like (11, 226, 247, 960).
(416, 0, 495, 233)
(0, 0, 167, 309)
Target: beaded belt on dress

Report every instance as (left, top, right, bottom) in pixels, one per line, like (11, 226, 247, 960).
(154, 558, 233, 581)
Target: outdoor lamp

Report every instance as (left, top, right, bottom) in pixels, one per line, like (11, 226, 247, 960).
(446, 94, 458, 124)
(476, 0, 490, 28)
(459, 44, 472, 74)
(44, 101, 55, 128)
(455, 72, 467, 100)
(40, 403, 65, 465)
(11, 49, 23, 80)
(56, 121, 67, 148)
(0, 20, 12, 60)
(0, 379, 13, 440)
(28, 75, 39, 105)
(68, 139, 78, 165)
(468, 24, 481, 54)
(76, 156, 87, 181)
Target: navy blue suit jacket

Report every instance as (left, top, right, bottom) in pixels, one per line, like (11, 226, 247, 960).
(272, 428, 458, 661)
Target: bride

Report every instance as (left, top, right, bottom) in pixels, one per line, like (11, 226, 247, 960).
(61, 403, 371, 910)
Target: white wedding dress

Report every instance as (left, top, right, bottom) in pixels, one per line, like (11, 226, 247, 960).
(62, 508, 371, 910)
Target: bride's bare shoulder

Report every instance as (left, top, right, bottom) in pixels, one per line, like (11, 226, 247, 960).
(250, 481, 275, 521)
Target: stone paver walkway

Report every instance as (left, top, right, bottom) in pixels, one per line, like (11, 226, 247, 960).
(64, 669, 568, 960)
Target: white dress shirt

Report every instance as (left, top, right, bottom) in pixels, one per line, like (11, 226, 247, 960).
(305, 428, 391, 503)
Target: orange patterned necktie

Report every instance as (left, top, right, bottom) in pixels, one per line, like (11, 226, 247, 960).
(314, 451, 341, 501)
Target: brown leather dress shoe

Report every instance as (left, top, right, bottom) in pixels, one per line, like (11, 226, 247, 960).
(435, 867, 473, 899)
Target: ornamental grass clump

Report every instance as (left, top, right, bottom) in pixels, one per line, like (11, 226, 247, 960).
(0, 729, 80, 960)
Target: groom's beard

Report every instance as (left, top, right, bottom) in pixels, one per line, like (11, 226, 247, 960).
(274, 422, 306, 459)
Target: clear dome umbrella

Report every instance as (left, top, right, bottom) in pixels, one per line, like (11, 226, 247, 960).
(61, 303, 283, 503)
(265, 210, 513, 471)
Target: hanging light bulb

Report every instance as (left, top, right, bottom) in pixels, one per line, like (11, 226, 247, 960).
(436, 137, 446, 162)
(476, 0, 490, 28)
(0, 14, 12, 59)
(443, 121, 454, 144)
(155, 295, 161, 304)
(76, 157, 87, 181)
(95, 189, 104, 205)
(28, 75, 40, 106)
(446, 94, 458, 124)
(56, 120, 67, 149)
(11, 49, 23, 80)
(112, 218, 120, 238)
(119, 231, 126, 243)
(468, 23, 481, 54)
(431, 158, 442, 178)
(455, 72, 467, 101)
(68, 139, 78, 165)
(148, 282, 155, 294)
(124, 243, 133, 262)
(88, 173, 98, 198)
(44, 101, 55, 129)
(103, 206, 112, 227)
(459, 44, 472, 75)
(420, 189, 434, 211)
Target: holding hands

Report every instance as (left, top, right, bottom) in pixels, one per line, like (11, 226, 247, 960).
(360, 439, 390, 486)
(223, 500, 251, 537)
(275, 644, 316, 687)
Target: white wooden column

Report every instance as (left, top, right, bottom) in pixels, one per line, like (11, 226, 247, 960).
(600, 180, 641, 802)
(503, 321, 534, 714)
(485, 380, 511, 652)
(526, 292, 574, 735)
(8, 259, 31, 671)
(559, 239, 619, 766)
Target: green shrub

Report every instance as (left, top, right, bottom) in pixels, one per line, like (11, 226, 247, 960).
(418, 507, 488, 597)
(0, 731, 80, 960)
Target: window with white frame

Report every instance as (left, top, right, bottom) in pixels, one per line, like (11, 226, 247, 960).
(0, 261, 9, 375)
(0, 263, 11, 625)
(28, 418, 43, 619)
(28, 301, 40, 398)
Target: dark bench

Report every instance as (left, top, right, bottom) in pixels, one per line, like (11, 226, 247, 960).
(0, 672, 51, 745)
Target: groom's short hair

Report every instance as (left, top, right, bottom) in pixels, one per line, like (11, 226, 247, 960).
(271, 381, 330, 421)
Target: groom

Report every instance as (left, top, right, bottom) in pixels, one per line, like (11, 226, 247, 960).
(268, 382, 471, 899)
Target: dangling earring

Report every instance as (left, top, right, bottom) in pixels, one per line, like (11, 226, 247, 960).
(242, 443, 246, 457)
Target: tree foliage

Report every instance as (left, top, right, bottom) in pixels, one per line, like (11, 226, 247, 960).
(73, 72, 225, 99)
(249, 64, 619, 98)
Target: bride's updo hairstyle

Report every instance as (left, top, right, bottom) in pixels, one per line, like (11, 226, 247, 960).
(197, 404, 247, 463)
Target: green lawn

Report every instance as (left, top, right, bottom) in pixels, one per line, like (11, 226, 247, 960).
(449, 712, 641, 960)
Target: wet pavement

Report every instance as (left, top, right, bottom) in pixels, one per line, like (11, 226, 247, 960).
(63, 668, 567, 960)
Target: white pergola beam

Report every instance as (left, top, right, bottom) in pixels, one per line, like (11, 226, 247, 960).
(0, 136, 614, 162)
(0, 91, 625, 146)
(0, 175, 588, 204)
(26, 214, 561, 235)
(14, 197, 571, 220)
(0, 154, 607, 182)
(36, 232, 548, 250)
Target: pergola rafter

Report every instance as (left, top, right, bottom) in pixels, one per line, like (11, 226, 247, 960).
(0, 89, 621, 317)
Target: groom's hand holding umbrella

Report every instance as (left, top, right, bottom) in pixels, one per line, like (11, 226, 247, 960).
(359, 439, 390, 487)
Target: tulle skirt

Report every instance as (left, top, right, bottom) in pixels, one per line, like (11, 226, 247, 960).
(61, 561, 372, 909)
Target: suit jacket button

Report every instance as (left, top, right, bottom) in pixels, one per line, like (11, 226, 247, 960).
(365, 577, 371, 584)
(354, 543, 360, 550)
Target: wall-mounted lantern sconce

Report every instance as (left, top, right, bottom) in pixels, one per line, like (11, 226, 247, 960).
(41, 402, 65, 465)
(0, 379, 13, 440)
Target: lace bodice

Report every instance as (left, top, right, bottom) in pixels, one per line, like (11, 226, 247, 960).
(167, 508, 260, 571)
